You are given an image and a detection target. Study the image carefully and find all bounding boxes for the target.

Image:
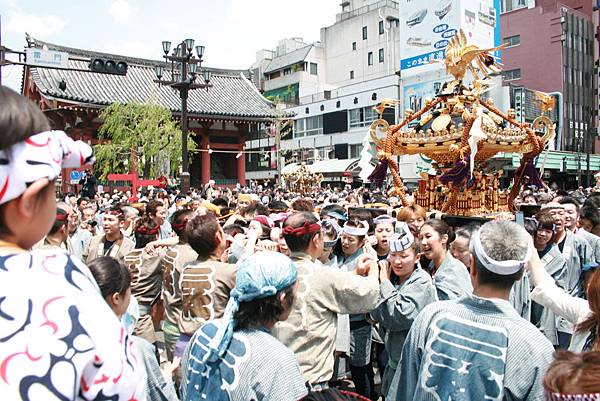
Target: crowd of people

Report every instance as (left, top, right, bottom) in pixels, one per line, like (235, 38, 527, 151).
(2, 86, 600, 401)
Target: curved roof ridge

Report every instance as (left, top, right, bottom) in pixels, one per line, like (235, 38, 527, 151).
(27, 35, 250, 77)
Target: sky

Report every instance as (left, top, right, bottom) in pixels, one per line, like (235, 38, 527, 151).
(0, 0, 340, 91)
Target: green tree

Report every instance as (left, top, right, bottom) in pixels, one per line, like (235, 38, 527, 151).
(94, 103, 196, 180)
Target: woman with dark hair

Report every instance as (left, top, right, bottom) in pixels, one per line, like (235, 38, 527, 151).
(529, 246, 600, 352)
(87, 257, 179, 401)
(371, 224, 436, 397)
(0, 86, 145, 399)
(449, 224, 480, 270)
(420, 219, 473, 300)
(543, 350, 600, 400)
(181, 251, 307, 401)
(372, 215, 395, 260)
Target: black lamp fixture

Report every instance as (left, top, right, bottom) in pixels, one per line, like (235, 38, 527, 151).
(154, 37, 212, 192)
(154, 65, 163, 80)
(162, 41, 171, 55)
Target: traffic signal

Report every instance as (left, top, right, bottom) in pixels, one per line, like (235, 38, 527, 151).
(89, 58, 128, 75)
(513, 88, 524, 123)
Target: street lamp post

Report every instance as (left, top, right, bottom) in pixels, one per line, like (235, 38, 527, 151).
(154, 39, 212, 192)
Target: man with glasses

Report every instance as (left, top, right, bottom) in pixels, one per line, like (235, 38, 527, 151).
(273, 212, 380, 391)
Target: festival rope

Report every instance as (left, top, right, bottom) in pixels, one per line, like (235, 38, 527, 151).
(375, 98, 444, 207)
(480, 99, 545, 210)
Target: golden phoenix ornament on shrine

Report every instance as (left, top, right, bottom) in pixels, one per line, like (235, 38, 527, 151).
(368, 29, 556, 216)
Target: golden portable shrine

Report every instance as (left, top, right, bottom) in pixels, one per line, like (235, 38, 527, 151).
(368, 30, 556, 216)
(282, 163, 324, 195)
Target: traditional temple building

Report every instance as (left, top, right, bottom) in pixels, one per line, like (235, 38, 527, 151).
(21, 36, 280, 189)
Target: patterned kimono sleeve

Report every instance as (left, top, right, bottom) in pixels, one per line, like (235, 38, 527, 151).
(390, 304, 432, 401)
(371, 276, 434, 332)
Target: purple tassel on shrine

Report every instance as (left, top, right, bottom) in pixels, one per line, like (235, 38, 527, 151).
(522, 159, 545, 189)
(368, 159, 388, 187)
(439, 158, 470, 186)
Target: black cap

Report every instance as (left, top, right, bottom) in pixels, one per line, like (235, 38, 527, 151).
(441, 214, 490, 228)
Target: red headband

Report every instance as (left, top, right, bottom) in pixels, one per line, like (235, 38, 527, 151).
(106, 210, 124, 218)
(171, 218, 188, 232)
(282, 221, 321, 236)
(253, 215, 274, 229)
(55, 212, 69, 222)
(135, 224, 160, 236)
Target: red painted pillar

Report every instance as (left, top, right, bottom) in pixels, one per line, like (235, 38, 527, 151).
(237, 145, 246, 186)
(201, 136, 210, 184)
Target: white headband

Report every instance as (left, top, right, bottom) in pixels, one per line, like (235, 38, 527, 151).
(471, 229, 531, 275)
(0, 130, 94, 205)
(373, 215, 396, 226)
(342, 220, 369, 236)
(388, 222, 414, 252)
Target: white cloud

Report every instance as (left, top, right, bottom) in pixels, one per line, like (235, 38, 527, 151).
(225, 0, 339, 45)
(4, 12, 68, 38)
(109, 0, 132, 24)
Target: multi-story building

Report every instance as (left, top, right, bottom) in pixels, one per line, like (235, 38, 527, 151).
(500, 0, 595, 153)
(246, 0, 401, 184)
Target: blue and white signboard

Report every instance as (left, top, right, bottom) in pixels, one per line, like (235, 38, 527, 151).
(399, 0, 501, 76)
(25, 48, 70, 69)
(69, 170, 81, 184)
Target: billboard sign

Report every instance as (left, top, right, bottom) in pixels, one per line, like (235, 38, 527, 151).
(399, 0, 501, 76)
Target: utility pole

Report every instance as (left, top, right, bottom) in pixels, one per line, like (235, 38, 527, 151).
(275, 122, 282, 187)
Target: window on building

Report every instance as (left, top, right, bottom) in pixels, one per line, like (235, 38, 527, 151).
(283, 68, 291, 75)
(362, 26, 368, 40)
(500, 0, 529, 13)
(349, 144, 362, 158)
(352, 42, 357, 51)
(378, 48, 384, 63)
(503, 68, 521, 81)
(270, 71, 280, 79)
(379, 20, 384, 35)
(350, 70, 355, 79)
(349, 106, 378, 128)
(503, 35, 521, 47)
(368, 52, 373, 66)
(310, 62, 318, 75)
(318, 147, 332, 160)
(294, 115, 323, 138)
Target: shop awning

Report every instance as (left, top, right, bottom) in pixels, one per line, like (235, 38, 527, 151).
(282, 158, 375, 177)
(504, 151, 600, 171)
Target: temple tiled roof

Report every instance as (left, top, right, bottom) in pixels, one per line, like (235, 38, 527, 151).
(26, 37, 281, 120)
